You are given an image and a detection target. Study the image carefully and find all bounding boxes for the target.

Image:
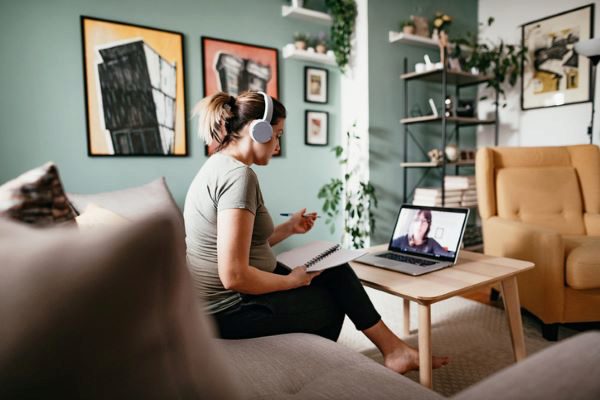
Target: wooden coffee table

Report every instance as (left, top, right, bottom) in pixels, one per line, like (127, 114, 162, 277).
(349, 245, 535, 388)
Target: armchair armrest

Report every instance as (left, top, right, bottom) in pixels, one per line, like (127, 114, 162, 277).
(482, 217, 565, 322)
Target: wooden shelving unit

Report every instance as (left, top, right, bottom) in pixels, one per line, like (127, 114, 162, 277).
(281, 5, 331, 25)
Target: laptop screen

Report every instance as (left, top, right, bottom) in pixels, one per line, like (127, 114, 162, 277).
(388, 205, 469, 262)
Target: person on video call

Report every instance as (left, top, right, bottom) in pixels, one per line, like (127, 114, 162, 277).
(392, 210, 453, 257)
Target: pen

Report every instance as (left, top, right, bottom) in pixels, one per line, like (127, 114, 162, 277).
(280, 213, 321, 218)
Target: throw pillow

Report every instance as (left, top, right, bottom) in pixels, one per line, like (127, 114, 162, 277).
(68, 177, 183, 237)
(0, 162, 76, 225)
(0, 213, 241, 399)
(75, 203, 129, 230)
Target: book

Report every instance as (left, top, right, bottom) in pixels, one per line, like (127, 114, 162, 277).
(413, 198, 461, 207)
(276, 241, 366, 272)
(414, 187, 464, 197)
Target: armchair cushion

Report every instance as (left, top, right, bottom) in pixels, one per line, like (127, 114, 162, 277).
(495, 167, 585, 235)
(565, 240, 600, 290)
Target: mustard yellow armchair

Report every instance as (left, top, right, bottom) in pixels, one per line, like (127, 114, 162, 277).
(476, 145, 600, 340)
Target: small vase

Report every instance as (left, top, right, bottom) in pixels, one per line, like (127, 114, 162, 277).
(402, 25, 415, 35)
(431, 28, 439, 41)
(294, 40, 306, 50)
(291, 0, 304, 8)
(316, 44, 327, 54)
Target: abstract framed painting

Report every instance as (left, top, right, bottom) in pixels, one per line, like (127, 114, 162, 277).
(305, 110, 329, 146)
(201, 36, 280, 156)
(521, 4, 594, 110)
(81, 16, 187, 156)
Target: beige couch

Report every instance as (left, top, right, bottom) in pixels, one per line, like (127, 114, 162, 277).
(1, 175, 599, 399)
(476, 145, 600, 340)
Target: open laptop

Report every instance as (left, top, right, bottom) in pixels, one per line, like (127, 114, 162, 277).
(355, 204, 469, 276)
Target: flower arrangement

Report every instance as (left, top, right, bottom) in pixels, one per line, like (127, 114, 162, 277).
(432, 12, 452, 32)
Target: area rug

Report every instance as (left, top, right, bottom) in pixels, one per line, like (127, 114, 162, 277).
(337, 287, 578, 397)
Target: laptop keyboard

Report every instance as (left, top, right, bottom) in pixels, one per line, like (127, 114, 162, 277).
(376, 253, 437, 267)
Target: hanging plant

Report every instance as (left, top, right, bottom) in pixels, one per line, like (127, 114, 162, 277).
(325, 0, 357, 71)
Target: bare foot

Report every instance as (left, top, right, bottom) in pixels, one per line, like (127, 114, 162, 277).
(383, 345, 449, 374)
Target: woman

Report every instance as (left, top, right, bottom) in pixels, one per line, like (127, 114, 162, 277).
(184, 90, 448, 374)
(391, 210, 453, 257)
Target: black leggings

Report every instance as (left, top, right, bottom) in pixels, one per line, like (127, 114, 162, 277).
(213, 263, 381, 341)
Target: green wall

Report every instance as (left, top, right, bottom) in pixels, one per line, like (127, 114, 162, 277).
(368, 0, 479, 244)
(0, 0, 480, 250)
(0, 0, 340, 251)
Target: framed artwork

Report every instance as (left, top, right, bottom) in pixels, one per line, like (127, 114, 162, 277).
(201, 36, 280, 156)
(304, 66, 328, 104)
(81, 16, 187, 156)
(521, 4, 594, 110)
(305, 110, 329, 146)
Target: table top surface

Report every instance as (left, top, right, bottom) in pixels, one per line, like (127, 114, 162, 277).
(349, 245, 534, 304)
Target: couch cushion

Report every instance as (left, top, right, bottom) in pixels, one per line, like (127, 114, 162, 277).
(565, 239, 600, 290)
(0, 162, 76, 225)
(496, 167, 585, 235)
(0, 214, 240, 399)
(219, 333, 442, 400)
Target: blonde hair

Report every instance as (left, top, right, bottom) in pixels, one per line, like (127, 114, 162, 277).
(192, 91, 286, 152)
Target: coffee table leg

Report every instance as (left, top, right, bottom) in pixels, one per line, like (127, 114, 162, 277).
(418, 304, 432, 388)
(403, 299, 411, 336)
(501, 276, 526, 361)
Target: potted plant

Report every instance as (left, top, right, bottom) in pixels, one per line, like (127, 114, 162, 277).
(325, 0, 357, 71)
(400, 20, 415, 35)
(452, 17, 527, 105)
(318, 124, 378, 249)
(315, 31, 328, 54)
(293, 32, 308, 50)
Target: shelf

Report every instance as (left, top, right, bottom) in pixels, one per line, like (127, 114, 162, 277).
(389, 31, 438, 48)
(400, 115, 496, 126)
(400, 160, 475, 168)
(281, 5, 332, 25)
(401, 69, 492, 87)
(282, 45, 336, 66)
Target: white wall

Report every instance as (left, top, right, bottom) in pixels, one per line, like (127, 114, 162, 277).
(478, 0, 600, 147)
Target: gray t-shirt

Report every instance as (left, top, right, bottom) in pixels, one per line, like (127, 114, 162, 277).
(183, 153, 276, 314)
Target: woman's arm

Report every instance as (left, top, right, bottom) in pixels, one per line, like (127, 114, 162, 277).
(217, 208, 318, 294)
(268, 208, 317, 246)
(268, 220, 294, 247)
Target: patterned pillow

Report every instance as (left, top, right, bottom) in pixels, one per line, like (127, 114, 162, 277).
(0, 162, 75, 225)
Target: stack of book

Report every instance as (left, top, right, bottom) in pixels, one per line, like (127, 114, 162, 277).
(412, 187, 463, 207)
(412, 175, 479, 208)
(444, 175, 478, 207)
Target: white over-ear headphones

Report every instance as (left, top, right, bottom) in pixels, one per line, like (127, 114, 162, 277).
(249, 91, 274, 144)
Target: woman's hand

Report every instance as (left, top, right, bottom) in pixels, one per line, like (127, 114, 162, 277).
(288, 265, 321, 288)
(289, 208, 318, 234)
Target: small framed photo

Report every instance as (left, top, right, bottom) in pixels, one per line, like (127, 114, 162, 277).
(304, 67, 328, 104)
(305, 110, 328, 146)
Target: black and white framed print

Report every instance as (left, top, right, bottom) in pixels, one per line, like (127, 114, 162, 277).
(305, 110, 328, 146)
(521, 4, 594, 110)
(81, 16, 187, 156)
(304, 66, 328, 104)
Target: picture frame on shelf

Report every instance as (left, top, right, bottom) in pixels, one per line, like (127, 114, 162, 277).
(305, 110, 328, 146)
(81, 16, 187, 156)
(521, 4, 594, 110)
(201, 36, 280, 156)
(304, 66, 328, 104)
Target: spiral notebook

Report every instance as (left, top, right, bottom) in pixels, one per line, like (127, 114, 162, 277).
(276, 241, 366, 272)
